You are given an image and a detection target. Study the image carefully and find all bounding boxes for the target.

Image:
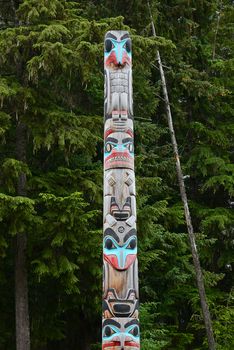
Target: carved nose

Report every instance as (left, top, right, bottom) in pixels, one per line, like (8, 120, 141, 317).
(117, 44, 123, 65)
(119, 250, 124, 269)
(119, 334, 125, 348)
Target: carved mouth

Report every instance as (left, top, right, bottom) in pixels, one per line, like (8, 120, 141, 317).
(105, 152, 134, 169)
(102, 341, 139, 349)
(102, 341, 120, 349)
(111, 210, 130, 221)
(125, 342, 140, 348)
(106, 154, 132, 162)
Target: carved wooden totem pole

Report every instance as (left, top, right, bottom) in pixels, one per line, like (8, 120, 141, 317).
(103, 31, 140, 349)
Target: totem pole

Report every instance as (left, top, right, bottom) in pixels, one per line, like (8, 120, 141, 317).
(103, 31, 140, 349)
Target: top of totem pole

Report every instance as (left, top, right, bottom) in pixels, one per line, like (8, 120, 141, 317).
(104, 30, 132, 68)
(105, 30, 130, 39)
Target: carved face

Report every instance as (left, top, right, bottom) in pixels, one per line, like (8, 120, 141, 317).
(103, 288, 139, 318)
(104, 130, 134, 170)
(102, 319, 140, 349)
(110, 196, 131, 221)
(104, 228, 137, 270)
(105, 32, 132, 67)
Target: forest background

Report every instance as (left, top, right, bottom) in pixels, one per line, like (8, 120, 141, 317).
(0, 0, 233, 349)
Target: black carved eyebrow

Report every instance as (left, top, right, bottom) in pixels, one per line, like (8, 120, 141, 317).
(104, 228, 120, 243)
(121, 34, 130, 40)
(124, 319, 139, 328)
(103, 319, 120, 328)
(106, 137, 118, 143)
(106, 33, 117, 40)
(122, 137, 133, 144)
(124, 229, 136, 243)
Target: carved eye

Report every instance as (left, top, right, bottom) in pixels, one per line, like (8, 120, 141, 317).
(105, 238, 115, 250)
(130, 326, 139, 337)
(105, 39, 113, 53)
(127, 143, 134, 153)
(104, 325, 115, 337)
(125, 39, 131, 53)
(105, 143, 113, 153)
(127, 238, 137, 250)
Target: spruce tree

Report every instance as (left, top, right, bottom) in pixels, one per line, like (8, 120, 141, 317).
(0, 1, 233, 349)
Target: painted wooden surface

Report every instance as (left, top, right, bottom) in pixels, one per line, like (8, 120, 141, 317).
(103, 31, 140, 350)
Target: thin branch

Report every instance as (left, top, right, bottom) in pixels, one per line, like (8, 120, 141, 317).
(147, 1, 216, 349)
(212, 1, 223, 60)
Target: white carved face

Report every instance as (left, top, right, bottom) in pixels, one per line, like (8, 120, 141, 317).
(104, 130, 134, 170)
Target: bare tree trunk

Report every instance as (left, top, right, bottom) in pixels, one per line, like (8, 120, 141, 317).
(147, 2, 216, 349)
(12, 0, 30, 347)
(15, 120, 30, 350)
(212, 1, 223, 60)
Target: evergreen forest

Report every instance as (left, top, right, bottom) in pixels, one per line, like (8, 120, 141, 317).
(0, 1, 233, 349)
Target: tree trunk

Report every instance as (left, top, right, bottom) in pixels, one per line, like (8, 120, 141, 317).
(15, 120, 30, 350)
(147, 2, 216, 349)
(212, 1, 223, 60)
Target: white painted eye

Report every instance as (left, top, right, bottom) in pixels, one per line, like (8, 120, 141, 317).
(127, 143, 134, 152)
(105, 143, 112, 153)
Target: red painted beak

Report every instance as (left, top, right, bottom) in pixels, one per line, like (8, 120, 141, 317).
(105, 51, 131, 67)
(104, 254, 136, 270)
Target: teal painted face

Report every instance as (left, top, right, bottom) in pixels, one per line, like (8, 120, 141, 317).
(102, 319, 140, 349)
(105, 32, 132, 66)
(103, 228, 137, 270)
(104, 234, 137, 270)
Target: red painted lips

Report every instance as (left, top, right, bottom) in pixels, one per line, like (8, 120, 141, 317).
(103, 341, 139, 349)
(103, 341, 120, 349)
(105, 151, 134, 170)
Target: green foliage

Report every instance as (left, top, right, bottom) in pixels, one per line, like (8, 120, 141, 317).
(140, 302, 171, 350)
(17, 0, 67, 23)
(31, 192, 100, 292)
(0, 0, 233, 349)
(0, 193, 38, 235)
(213, 289, 234, 349)
(1, 158, 31, 194)
(0, 111, 11, 139)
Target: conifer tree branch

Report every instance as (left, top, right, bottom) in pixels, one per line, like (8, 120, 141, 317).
(147, 2, 216, 349)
